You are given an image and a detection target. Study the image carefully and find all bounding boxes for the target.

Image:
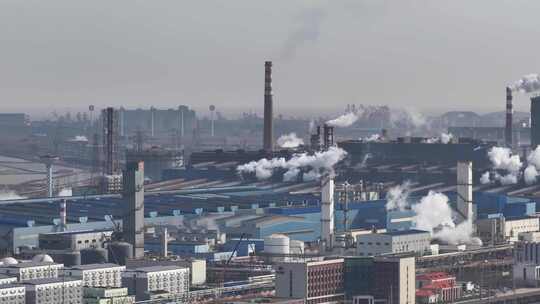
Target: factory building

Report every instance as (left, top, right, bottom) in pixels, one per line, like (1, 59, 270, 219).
(275, 258, 345, 304)
(356, 230, 431, 257)
(22, 277, 83, 304)
(82, 287, 134, 304)
(126, 259, 206, 287)
(0, 261, 63, 282)
(0, 284, 25, 304)
(122, 266, 189, 301)
(416, 272, 462, 303)
(65, 264, 125, 288)
(39, 230, 113, 251)
(0, 275, 17, 285)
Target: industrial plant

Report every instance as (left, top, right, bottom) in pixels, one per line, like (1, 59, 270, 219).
(2, 2, 540, 300)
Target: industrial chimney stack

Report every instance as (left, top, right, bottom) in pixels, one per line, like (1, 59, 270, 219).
(505, 86, 513, 147)
(263, 61, 274, 152)
(123, 161, 145, 259)
(320, 174, 335, 252)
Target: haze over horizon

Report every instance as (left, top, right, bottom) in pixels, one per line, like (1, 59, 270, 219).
(2, 0, 540, 118)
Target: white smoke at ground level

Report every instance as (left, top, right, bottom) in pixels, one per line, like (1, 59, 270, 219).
(277, 133, 304, 148)
(412, 191, 476, 245)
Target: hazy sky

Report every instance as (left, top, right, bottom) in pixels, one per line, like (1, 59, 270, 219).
(1, 0, 540, 118)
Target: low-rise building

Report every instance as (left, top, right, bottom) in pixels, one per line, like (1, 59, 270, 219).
(82, 287, 135, 304)
(356, 229, 431, 257)
(0, 262, 63, 282)
(275, 258, 345, 304)
(416, 272, 462, 303)
(505, 217, 539, 242)
(122, 266, 189, 301)
(22, 278, 82, 304)
(65, 264, 125, 288)
(39, 230, 113, 251)
(373, 255, 415, 304)
(0, 274, 17, 285)
(0, 284, 25, 304)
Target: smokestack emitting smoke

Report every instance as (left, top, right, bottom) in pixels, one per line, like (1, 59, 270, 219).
(505, 87, 513, 147)
(263, 61, 274, 152)
(236, 146, 347, 182)
(384, 183, 479, 245)
(277, 133, 304, 148)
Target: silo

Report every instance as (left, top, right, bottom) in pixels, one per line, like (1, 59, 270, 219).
(264, 234, 290, 256)
(289, 240, 304, 255)
(81, 248, 108, 264)
(108, 242, 133, 266)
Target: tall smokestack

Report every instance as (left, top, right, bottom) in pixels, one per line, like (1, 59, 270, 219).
(264, 61, 274, 152)
(123, 161, 145, 259)
(457, 161, 474, 221)
(506, 86, 513, 147)
(59, 199, 67, 231)
(531, 96, 540, 149)
(320, 174, 335, 252)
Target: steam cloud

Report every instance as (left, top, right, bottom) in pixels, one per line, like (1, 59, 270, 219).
(326, 112, 358, 128)
(524, 146, 540, 185)
(424, 133, 454, 144)
(0, 190, 25, 201)
(412, 191, 478, 245)
(363, 134, 381, 142)
(277, 133, 304, 148)
(384, 183, 478, 245)
(482, 147, 523, 185)
(511, 74, 540, 93)
(385, 181, 411, 211)
(279, 7, 325, 61)
(237, 146, 347, 182)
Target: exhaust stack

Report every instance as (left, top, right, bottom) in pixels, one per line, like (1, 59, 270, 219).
(263, 61, 274, 152)
(457, 161, 475, 221)
(320, 175, 335, 252)
(505, 87, 513, 147)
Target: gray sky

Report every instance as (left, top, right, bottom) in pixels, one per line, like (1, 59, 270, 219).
(1, 0, 540, 118)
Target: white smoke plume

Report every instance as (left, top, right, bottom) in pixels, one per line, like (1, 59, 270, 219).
(440, 133, 453, 144)
(326, 112, 358, 128)
(389, 108, 427, 129)
(524, 146, 540, 185)
(363, 134, 381, 142)
(480, 171, 491, 184)
(412, 191, 476, 245)
(511, 74, 540, 93)
(484, 147, 522, 185)
(0, 190, 25, 200)
(279, 7, 325, 61)
(385, 181, 411, 211)
(237, 146, 347, 181)
(423, 133, 453, 144)
(73, 135, 88, 142)
(58, 188, 73, 197)
(277, 133, 304, 148)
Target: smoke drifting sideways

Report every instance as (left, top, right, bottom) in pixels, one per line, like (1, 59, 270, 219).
(278, 7, 326, 62)
(236, 146, 347, 182)
(510, 74, 540, 93)
(277, 133, 304, 148)
(0, 190, 25, 201)
(326, 112, 359, 128)
(385, 183, 479, 245)
(481, 147, 523, 185)
(423, 133, 454, 144)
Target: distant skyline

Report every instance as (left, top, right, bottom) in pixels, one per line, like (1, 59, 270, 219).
(1, 0, 540, 119)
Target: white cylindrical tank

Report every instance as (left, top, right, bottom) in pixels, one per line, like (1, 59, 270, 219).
(289, 240, 304, 255)
(32, 254, 54, 263)
(1, 257, 18, 265)
(264, 234, 290, 255)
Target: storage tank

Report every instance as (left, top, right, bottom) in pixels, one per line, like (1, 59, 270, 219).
(32, 254, 54, 263)
(1, 257, 18, 265)
(264, 234, 290, 255)
(289, 240, 304, 255)
(81, 248, 108, 264)
(108, 242, 133, 265)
